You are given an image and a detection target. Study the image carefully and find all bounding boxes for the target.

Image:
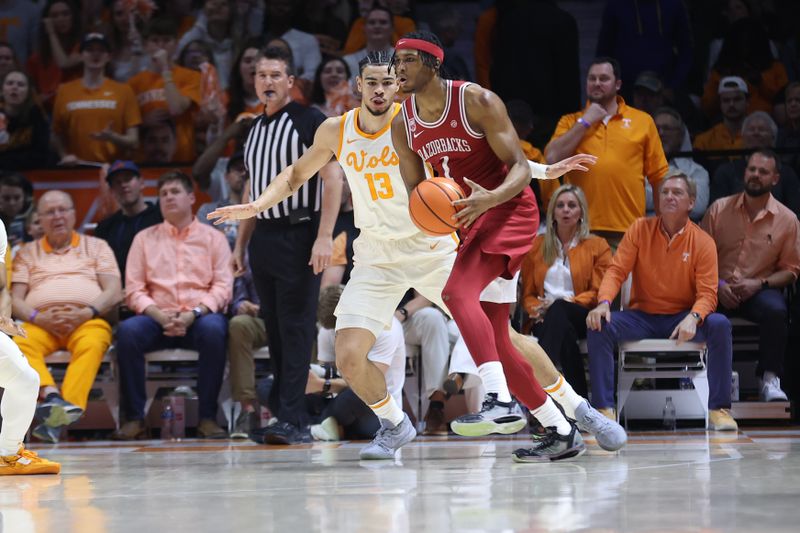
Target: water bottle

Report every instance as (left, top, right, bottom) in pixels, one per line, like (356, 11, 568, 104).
(662, 396, 677, 431)
(161, 402, 174, 440)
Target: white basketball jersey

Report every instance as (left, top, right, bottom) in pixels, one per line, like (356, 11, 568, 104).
(336, 103, 420, 240)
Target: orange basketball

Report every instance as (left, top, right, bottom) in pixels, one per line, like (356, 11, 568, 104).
(408, 177, 466, 236)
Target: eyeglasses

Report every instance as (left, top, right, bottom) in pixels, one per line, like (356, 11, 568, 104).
(40, 207, 74, 218)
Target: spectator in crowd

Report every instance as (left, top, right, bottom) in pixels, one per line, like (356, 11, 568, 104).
(310, 284, 405, 442)
(12, 190, 121, 443)
(11, 207, 44, 259)
(107, 0, 147, 82)
(702, 148, 800, 403)
(396, 291, 463, 436)
(429, 6, 471, 82)
(646, 107, 710, 221)
(113, 171, 232, 440)
(777, 82, 800, 175)
(177, 38, 226, 154)
(521, 185, 611, 398)
(490, 0, 580, 147)
(586, 174, 737, 431)
(52, 33, 142, 166)
(177, 0, 235, 90)
(0, 70, 52, 170)
(0, 1, 40, 64)
(631, 70, 665, 117)
(94, 160, 162, 281)
(299, 0, 349, 57)
(343, 7, 394, 85)
(139, 120, 177, 165)
(0, 42, 19, 81)
(702, 19, 787, 119)
(191, 117, 252, 200)
(0, 171, 30, 247)
(545, 57, 669, 248)
(226, 257, 265, 439)
(596, 0, 693, 100)
(26, 0, 83, 110)
(710, 112, 800, 215)
(310, 57, 359, 118)
(342, 0, 415, 56)
(128, 17, 202, 163)
(263, 0, 321, 84)
(226, 38, 263, 123)
(506, 99, 552, 212)
(694, 76, 748, 153)
(198, 151, 246, 248)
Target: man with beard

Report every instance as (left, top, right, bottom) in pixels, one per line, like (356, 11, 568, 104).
(702, 149, 800, 402)
(546, 57, 668, 249)
(94, 161, 162, 282)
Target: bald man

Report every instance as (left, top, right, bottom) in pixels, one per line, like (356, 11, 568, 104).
(11, 190, 122, 443)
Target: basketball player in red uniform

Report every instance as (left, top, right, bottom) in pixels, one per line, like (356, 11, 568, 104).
(391, 31, 597, 462)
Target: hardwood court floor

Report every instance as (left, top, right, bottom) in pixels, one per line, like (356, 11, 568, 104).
(3, 428, 799, 532)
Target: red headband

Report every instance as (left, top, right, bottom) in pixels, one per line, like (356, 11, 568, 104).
(395, 38, 444, 63)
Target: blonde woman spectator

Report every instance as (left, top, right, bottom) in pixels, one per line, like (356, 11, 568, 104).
(521, 185, 611, 397)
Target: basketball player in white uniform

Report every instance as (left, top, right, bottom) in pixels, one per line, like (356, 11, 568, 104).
(209, 51, 626, 459)
(0, 221, 61, 475)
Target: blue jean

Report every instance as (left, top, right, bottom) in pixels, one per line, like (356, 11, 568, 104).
(587, 310, 733, 410)
(720, 288, 787, 377)
(115, 314, 228, 420)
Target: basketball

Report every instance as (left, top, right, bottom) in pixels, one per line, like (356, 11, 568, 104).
(408, 177, 466, 236)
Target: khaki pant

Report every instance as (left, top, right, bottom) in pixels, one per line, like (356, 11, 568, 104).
(14, 319, 112, 409)
(228, 314, 267, 402)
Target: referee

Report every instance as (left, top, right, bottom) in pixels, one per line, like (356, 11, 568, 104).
(233, 46, 342, 445)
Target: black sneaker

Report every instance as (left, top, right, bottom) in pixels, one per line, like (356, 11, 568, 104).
(36, 393, 83, 428)
(263, 421, 311, 445)
(512, 424, 586, 463)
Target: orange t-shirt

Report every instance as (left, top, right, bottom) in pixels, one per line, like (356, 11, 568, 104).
(692, 122, 743, 152)
(128, 66, 202, 163)
(52, 77, 143, 163)
(343, 15, 416, 55)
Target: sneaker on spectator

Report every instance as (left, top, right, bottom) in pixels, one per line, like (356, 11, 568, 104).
(111, 420, 148, 441)
(263, 421, 311, 445)
(512, 424, 586, 463)
(32, 423, 61, 444)
(310, 416, 341, 442)
(197, 419, 227, 439)
(0, 446, 61, 475)
(36, 393, 83, 428)
(709, 409, 738, 431)
(760, 376, 789, 402)
(231, 410, 257, 439)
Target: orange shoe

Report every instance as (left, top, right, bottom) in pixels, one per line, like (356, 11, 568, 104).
(0, 447, 61, 475)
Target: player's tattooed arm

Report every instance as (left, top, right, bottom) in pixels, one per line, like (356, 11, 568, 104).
(391, 111, 427, 193)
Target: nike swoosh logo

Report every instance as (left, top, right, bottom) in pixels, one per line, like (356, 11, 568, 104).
(346, 138, 358, 144)
(412, 130, 424, 139)
(430, 241, 439, 250)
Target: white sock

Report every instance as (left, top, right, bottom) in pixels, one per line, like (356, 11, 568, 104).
(531, 396, 572, 436)
(543, 374, 584, 420)
(477, 361, 512, 403)
(368, 393, 405, 427)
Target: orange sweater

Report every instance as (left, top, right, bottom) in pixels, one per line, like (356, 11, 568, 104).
(521, 234, 612, 314)
(597, 217, 718, 319)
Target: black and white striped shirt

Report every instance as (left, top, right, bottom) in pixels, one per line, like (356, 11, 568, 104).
(244, 102, 326, 220)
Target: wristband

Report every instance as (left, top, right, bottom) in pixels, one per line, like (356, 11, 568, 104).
(29, 309, 39, 323)
(577, 117, 592, 129)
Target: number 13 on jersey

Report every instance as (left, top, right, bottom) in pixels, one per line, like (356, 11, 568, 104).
(364, 172, 394, 200)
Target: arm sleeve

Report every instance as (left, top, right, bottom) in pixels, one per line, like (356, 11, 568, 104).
(597, 221, 641, 302)
(573, 239, 612, 308)
(199, 230, 233, 313)
(94, 239, 122, 278)
(125, 233, 157, 313)
(520, 241, 545, 314)
(776, 218, 800, 279)
(692, 236, 719, 318)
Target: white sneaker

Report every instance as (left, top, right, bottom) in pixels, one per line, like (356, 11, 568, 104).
(310, 416, 341, 441)
(760, 376, 788, 402)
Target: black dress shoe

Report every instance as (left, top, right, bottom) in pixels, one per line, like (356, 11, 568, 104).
(263, 421, 311, 445)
